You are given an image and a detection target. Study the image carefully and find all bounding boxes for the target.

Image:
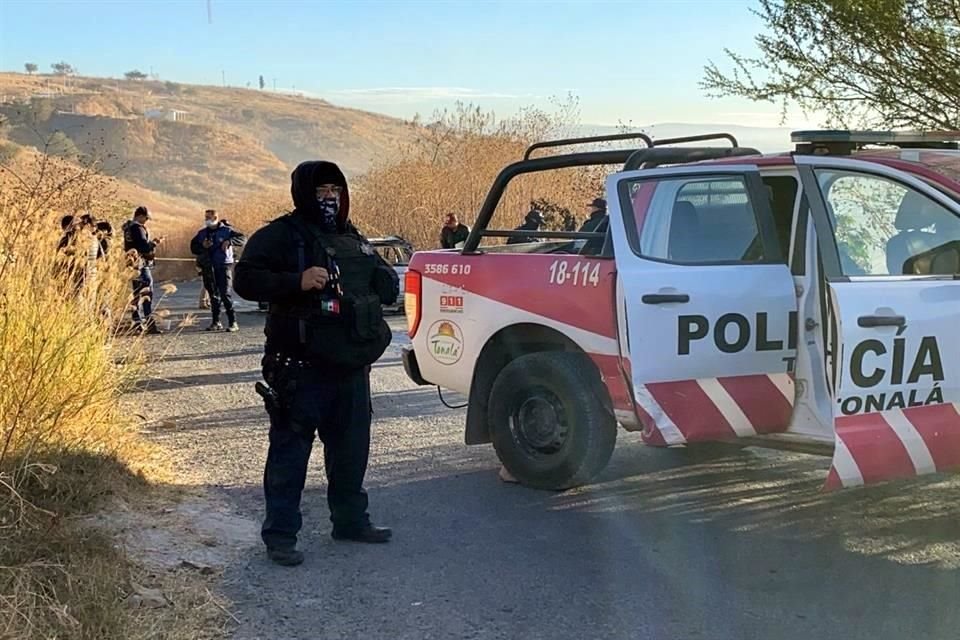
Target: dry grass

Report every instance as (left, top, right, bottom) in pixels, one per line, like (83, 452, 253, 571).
(0, 137, 220, 639)
(159, 99, 624, 256)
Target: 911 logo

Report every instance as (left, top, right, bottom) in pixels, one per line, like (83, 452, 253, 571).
(427, 320, 463, 365)
(440, 295, 464, 313)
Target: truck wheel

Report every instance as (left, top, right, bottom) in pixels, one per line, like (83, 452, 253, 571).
(488, 352, 616, 490)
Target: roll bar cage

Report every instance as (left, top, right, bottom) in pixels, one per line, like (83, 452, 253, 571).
(462, 132, 759, 253)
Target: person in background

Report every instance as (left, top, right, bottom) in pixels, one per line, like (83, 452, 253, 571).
(579, 197, 607, 233)
(440, 213, 470, 249)
(95, 220, 113, 257)
(57, 213, 101, 292)
(122, 205, 164, 335)
(190, 209, 246, 332)
(58, 214, 76, 252)
(506, 208, 545, 245)
(578, 197, 609, 255)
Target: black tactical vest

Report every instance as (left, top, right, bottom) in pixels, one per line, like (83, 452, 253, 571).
(269, 216, 392, 369)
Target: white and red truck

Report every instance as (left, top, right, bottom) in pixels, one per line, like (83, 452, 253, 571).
(401, 130, 960, 491)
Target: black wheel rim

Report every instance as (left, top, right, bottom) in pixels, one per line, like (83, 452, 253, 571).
(509, 386, 569, 457)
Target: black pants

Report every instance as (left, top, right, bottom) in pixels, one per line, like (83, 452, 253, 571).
(261, 365, 372, 550)
(131, 267, 153, 325)
(203, 264, 235, 325)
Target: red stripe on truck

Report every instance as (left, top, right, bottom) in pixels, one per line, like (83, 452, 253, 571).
(901, 404, 960, 472)
(835, 413, 917, 485)
(646, 379, 738, 441)
(411, 253, 618, 339)
(718, 374, 793, 434)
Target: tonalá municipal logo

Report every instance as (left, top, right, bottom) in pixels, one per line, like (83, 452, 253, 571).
(428, 320, 463, 365)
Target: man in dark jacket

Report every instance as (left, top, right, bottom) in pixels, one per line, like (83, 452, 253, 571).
(122, 206, 164, 334)
(234, 160, 399, 567)
(190, 209, 246, 332)
(440, 213, 470, 249)
(579, 197, 607, 233)
(578, 197, 608, 255)
(507, 208, 545, 245)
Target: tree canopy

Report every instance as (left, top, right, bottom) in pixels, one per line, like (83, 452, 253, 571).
(24, 63, 37, 75)
(124, 69, 148, 81)
(50, 61, 75, 76)
(702, 0, 960, 129)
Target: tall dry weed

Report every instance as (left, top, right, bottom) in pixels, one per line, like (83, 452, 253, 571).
(0, 138, 155, 639)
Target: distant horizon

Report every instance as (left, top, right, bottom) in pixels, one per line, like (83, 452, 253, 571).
(0, 70, 812, 139)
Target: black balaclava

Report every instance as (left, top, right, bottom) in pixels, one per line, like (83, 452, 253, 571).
(290, 160, 350, 233)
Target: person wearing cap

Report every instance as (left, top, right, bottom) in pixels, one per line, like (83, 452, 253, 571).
(507, 208, 545, 245)
(577, 197, 609, 255)
(122, 205, 164, 334)
(580, 197, 607, 233)
(440, 213, 470, 249)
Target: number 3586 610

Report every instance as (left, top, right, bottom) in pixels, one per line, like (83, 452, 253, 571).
(424, 263, 472, 275)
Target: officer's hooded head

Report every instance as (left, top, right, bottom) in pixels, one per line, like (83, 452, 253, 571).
(290, 160, 350, 233)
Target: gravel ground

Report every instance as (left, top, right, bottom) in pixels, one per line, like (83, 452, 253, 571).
(135, 281, 960, 640)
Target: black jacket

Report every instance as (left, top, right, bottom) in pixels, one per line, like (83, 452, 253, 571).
(440, 223, 470, 249)
(234, 161, 398, 361)
(122, 220, 158, 267)
(579, 209, 607, 233)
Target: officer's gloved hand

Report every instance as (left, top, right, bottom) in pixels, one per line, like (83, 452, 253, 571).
(372, 264, 399, 305)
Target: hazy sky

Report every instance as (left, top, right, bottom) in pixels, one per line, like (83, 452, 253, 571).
(0, 0, 816, 128)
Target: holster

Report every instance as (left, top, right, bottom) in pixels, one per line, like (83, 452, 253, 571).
(259, 356, 311, 435)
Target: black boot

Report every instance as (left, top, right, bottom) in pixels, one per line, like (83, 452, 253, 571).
(267, 547, 304, 567)
(331, 524, 392, 544)
(144, 319, 163, 335)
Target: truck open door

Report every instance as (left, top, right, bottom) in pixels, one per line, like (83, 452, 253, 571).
(606, 166, 798, 446)
(798, 156, 960, 489)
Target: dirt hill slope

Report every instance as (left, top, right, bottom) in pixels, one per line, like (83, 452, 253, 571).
(0, 73, 415, 204)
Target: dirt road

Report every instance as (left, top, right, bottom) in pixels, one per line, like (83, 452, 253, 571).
(135, 281, 960, 640)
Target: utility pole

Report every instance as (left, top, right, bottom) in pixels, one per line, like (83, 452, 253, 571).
(221, 69, 226, 87)
(272, 77, 277, 91)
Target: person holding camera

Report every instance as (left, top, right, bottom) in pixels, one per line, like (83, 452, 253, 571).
(122, 205, 164, 335)
(190, 208, 246, 332)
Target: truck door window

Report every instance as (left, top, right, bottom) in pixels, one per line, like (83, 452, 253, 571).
(762, 175, 799, 260)
(628, 175, 767, 264)
(816, 169, 960, 276)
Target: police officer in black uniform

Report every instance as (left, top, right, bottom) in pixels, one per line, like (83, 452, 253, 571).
(234, 161, 399, 567)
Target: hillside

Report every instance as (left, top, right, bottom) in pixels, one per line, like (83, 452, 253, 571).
(0, 73, 415, 205)
(0, 141, 206, 231)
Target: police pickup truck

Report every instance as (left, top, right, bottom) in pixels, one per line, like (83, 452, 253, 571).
(401, 130, 960, 491)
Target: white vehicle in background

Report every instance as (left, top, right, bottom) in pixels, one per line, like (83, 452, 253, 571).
(401, 129, 960, 492)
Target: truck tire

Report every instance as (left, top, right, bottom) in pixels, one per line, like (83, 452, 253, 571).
(488, 351, 616, 490)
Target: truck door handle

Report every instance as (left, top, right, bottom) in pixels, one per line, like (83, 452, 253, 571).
(642, 293, 690, 305)
(857, 315, 905, 328)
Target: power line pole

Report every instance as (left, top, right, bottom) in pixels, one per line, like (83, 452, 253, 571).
(221, 69, 225, 87)
(272, 77, 276, 91)
(207, 0, 213, 24)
